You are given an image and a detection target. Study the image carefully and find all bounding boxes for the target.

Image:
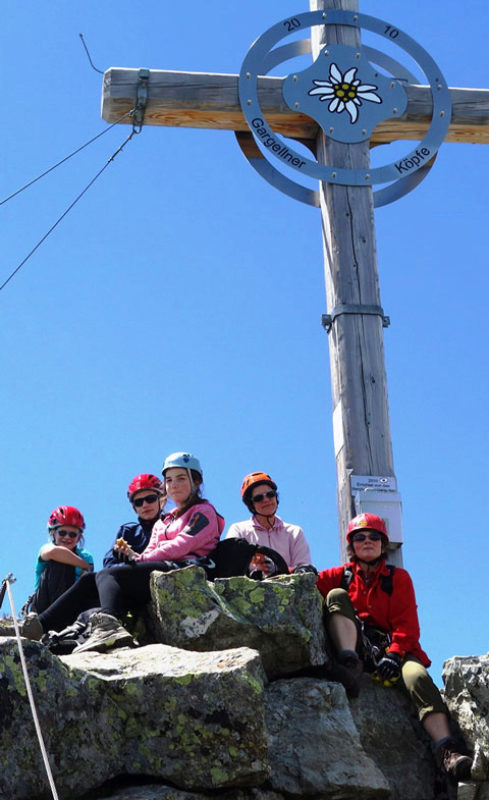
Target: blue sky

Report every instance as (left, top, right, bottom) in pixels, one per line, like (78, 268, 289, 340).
(1, 0, 488, 686)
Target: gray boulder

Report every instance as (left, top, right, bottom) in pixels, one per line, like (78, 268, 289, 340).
(92, 788, 284, 800)
(148, 567, 327, 678)
(443, 653, 489, 782)
(265, 677, 390, 798)
(350, 676, 438, 800)
(2, 570, 487, 800)
(0, 638, 269, 799)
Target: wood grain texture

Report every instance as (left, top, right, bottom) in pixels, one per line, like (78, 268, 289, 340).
(102, 68, 489, 144)
(310, 0, 397, 560)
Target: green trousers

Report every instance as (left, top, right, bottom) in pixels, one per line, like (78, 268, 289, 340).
(325, 588, 447, 721)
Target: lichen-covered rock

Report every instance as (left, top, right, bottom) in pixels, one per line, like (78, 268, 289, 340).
(0, 638, 124, 799)
(0, 639, 269, 799)
(443, 653, 489, 781)
(149, 567, 327, 678)
(350, 676, 438, 800)
(265, 677, 390, 798)
(90, 786, 285, 800)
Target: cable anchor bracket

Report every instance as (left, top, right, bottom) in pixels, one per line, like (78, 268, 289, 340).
(321, 304, 390, 334)
(0, 573, 15, 611)
(131, 69, 150, 133)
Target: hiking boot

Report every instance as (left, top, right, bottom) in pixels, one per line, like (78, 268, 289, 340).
(437, 738, 472, 781)
(73, 612, 135, 654)
(328, 650, 363, 698)
(0, 613, 44, 641)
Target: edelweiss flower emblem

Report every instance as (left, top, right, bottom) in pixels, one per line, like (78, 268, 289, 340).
(308, 63, 382, 124)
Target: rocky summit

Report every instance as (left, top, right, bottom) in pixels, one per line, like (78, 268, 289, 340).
(0, 567, 487, 799)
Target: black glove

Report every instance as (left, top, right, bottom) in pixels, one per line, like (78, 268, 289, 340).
(292, 564, 318, 575)
(376, 652, 402, 680)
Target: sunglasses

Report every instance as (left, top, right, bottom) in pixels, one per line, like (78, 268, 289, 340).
(55, 530, 80, 539)
(133, 493, 159, 508)
(252, 490, 277, 503)
(351, 532, 383, 543)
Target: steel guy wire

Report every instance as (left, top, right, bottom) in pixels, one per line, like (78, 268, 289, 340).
(0, 129, 138, 292)
(0, 109, 135, 208)
(4, 576, 60, 800)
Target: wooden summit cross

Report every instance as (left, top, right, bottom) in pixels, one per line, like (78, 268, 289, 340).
(101, 0, 489, 562)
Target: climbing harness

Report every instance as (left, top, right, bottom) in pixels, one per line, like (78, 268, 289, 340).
(339, 564, 401, 685)
(1, 574, 60, 800)
(341, 564, 395, 595)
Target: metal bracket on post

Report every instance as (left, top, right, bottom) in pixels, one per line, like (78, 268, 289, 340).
(132, 68, 150, 133)
(321, 304, 390, 334)
(0, 572, 15, 611)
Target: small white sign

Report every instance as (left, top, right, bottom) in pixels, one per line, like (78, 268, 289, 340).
(332, 401, 344, 457)
(350, 475, 397, 492)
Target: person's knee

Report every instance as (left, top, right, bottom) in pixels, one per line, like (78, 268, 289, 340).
(325, 588, 355, 619)
(402, 659, 448, 720)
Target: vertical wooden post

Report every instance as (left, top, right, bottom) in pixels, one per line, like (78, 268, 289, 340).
(310, 0, 400, 562)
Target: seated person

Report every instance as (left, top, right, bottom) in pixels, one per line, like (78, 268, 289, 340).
(22, 474, 165, 645)
(225, 472, 315, 574)
(103, 473, 166, 567)
(29, 506, 93, 613)
(316, 512, 473, 783)
(9, 452, 224, 653)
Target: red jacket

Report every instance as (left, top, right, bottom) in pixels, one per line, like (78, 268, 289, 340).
(316, 560, 430, 666)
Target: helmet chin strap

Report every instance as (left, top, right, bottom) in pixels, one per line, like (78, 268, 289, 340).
(356, 553, 384, 570)
(253, 506, 276, 529)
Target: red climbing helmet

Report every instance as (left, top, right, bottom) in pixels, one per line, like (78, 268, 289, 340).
(240, 472, 277, 499)
(346, 512, 388, 543)
(47, 505, 85, 531)
(127, 473, 163, 501)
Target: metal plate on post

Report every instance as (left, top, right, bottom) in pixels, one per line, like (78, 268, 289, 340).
(282, 43, 408, 144)
(238, 10, 451, 205)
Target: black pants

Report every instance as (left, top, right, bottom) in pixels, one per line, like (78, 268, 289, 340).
(30, 562, 77, 614)
(38, 563, 171, 632)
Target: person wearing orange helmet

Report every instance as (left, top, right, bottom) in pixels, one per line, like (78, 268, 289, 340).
(225, 472, 314, 574)
(28, 505, 94, 614)
(316, 512, 472, 782)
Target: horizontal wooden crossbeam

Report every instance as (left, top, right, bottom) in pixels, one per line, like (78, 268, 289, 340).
(102, 68, 489, 145)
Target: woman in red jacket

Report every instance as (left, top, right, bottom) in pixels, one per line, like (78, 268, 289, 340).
(317, 512, 472, 782)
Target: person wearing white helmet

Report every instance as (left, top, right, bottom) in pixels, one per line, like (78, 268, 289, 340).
(15, 453, 224, 653)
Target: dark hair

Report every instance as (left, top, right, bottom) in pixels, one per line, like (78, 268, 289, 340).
(174, 470, 204, 518)
(244, 481, 279, 514)
(347, 533, 388, 562)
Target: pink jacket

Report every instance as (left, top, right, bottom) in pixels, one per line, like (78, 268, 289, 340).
(225, 515, 312, 569)
(136, 500, 224, 563)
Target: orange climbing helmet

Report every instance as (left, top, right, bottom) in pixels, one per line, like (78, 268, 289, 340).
(241, 472, 277, 499)
(346, 512, 388, 543)
(241, 472, 278, 513)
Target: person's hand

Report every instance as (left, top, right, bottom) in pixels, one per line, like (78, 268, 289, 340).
(292, 564, 318, 575)
(248, 553, 277, 579)
(376, 652, 402, 680)
(114, 539, 138, 562)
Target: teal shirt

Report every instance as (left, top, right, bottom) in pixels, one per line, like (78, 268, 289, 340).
(34, 544, 94, 590)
